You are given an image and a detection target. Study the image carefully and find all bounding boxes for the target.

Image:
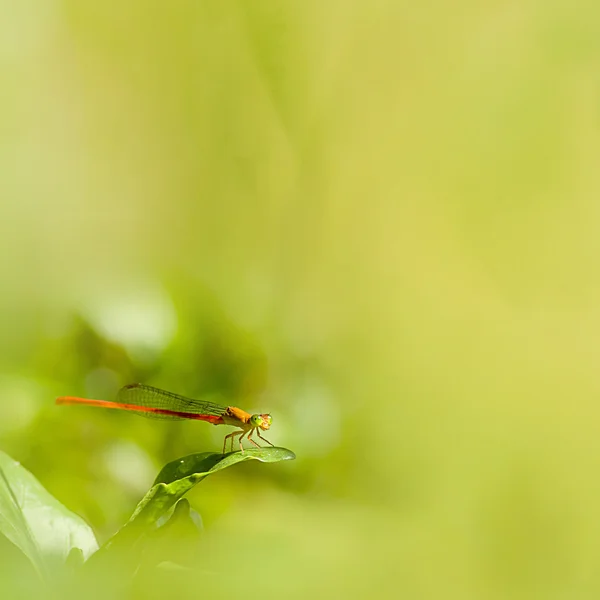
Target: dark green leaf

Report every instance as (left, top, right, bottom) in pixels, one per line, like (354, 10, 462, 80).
(154, 446, 296, 485)
(88, 447, 295, 572)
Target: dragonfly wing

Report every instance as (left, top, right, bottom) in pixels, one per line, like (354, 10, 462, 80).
(116, 384, 228, 421)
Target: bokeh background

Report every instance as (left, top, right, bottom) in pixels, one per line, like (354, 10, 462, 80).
(2, 1, 600, 598)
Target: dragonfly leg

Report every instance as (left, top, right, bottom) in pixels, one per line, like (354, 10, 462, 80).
(223, 430, 243, 454)
(255, 430, 274, 447)
(222, 433, 232, 454)
(238, 429, 252, 453)
(247, 428, 261, 449)
(231, 430, 244, 453)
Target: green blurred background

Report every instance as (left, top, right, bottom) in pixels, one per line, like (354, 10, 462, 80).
(2, 1, 600, 598)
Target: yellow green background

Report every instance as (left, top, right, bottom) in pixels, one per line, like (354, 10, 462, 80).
(1, 1, 600, 598)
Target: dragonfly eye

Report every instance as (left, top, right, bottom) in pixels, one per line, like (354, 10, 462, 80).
(250, 414, 262, 427)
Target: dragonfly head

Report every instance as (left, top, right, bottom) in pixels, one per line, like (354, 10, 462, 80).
(250, 413, 272, 430)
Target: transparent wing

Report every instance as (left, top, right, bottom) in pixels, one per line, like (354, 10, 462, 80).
(116, 384, 228, 420)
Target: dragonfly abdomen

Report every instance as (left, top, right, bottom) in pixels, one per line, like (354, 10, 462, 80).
(55, 396, 225, 424)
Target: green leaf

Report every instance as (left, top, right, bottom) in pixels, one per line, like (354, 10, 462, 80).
(154, 446, 296, 485)
(129, 447, 295, 531)
(136, 499, 203, 572)
(0, 451, 98, 580)
(88, 447, 295, 571)
(155, 498, 203, 533)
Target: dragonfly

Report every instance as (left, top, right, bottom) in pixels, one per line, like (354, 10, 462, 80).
(56, 383, 274, 454)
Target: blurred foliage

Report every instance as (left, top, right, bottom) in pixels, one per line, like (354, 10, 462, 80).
(2, 0, 600, 598)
